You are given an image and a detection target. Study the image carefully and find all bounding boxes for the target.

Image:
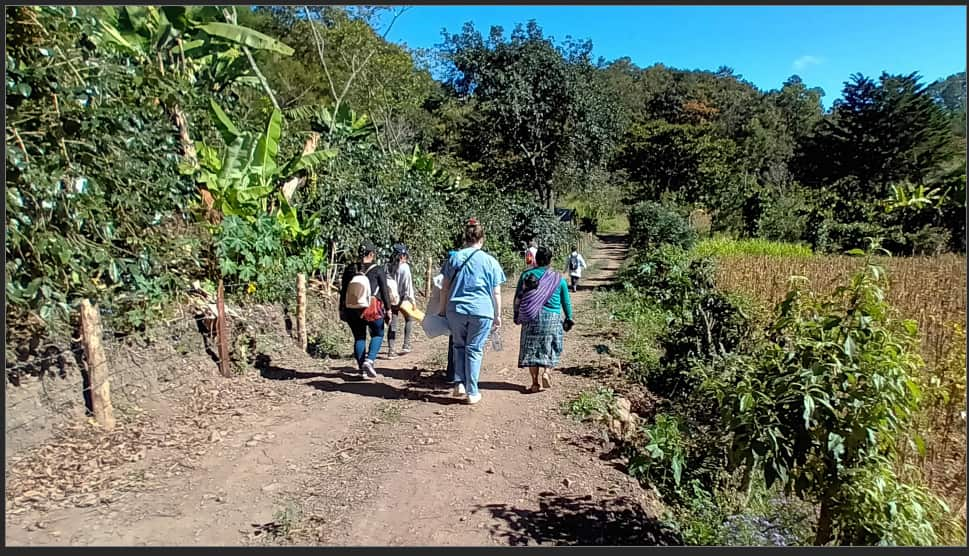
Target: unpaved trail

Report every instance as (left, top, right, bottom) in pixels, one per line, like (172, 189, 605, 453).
(6, 234, 679, 547)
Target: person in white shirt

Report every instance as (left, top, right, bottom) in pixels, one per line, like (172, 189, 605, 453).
(525, 240, 538, 269)
(567, 247, 588, 292)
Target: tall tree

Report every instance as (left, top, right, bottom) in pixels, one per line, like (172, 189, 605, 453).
(798, 72, 955, 213)
(440, 21, 621, 209)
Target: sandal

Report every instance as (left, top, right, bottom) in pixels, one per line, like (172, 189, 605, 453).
(541, 371, 552, 389)
(527, 383, 542, 394)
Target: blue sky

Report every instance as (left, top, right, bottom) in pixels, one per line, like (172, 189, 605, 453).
(383, 5, 967, 108)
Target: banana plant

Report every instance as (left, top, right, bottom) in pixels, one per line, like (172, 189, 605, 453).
(192, 101, 337, 241)
(883, 181, 948, 213)
(94, 6, 293, 89)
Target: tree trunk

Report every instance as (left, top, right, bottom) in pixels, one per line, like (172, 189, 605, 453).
(815, 495, 835, 546)
(171, 103, 196, 165)
(169, 102, 221, 225)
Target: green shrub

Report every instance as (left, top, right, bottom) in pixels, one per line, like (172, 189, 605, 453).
(718, 247, 933, 545)
(667, 479, 815, 546)
(835, 458, 963, 546)
(564, 387, 616, 421)
(627, 413, 688, 492)
(618, 245, 713, 312)
(628, 201, 697, 252)
(600, 291, 667, 376)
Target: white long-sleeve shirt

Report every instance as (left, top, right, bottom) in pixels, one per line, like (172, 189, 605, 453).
(568, 252, 587, 277)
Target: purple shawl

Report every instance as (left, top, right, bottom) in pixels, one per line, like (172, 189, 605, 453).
(516, 270, 561, 324)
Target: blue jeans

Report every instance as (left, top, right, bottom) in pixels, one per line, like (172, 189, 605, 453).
(348, 316, 385, 368)
(447, 311, 493, 396)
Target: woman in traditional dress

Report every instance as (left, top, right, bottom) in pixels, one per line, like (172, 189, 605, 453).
(513, 246, 574, 393)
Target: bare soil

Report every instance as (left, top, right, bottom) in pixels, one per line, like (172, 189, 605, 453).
(5, 234, 680, 547)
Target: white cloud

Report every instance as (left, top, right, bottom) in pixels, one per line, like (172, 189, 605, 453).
(793, 55, 823, 71)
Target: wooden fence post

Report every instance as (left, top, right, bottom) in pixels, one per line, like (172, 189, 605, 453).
(325, 240, 337, 298)
(79, 300, 115, 430)
(216, 278, 231, 377)
(425, 255, 433, 300)
(297, 273, 307, 351)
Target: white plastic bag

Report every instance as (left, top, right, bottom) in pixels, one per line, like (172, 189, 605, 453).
(421, 313, 451, 338)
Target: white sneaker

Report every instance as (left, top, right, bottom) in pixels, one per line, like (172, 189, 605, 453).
(362, 359, 378, 378)
(453, 383, 467, 397)
(467, 393, 482, 405)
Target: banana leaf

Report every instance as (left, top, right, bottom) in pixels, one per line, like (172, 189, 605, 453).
(196, 22, 295, 56)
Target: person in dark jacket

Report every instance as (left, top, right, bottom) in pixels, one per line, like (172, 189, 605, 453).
(339, 241, 393, 379)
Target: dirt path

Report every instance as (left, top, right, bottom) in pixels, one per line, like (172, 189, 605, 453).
(6, 234, 678, 547)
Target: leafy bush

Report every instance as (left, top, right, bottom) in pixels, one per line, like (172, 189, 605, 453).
(628, 201, 697, 252)
(718, 247, 934, 545)
(619, 245, 713, 312)
(835, 458, 963, 546)
(600, 291, 667, 379)
(667, 479, 815, 546)
(626, 413, 688, 492)
(657, 291, 754, 392)
(5, 7, 208, 338)
(564, 387, 616, 421)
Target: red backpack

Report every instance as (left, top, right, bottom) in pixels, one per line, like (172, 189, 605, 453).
(524, 249, 536, 267)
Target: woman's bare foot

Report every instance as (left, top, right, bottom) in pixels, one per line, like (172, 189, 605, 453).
(541, 371, 552, 389)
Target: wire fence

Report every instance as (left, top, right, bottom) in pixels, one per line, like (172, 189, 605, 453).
(4, 263, 434, 440)
(4, 284, 317, 435)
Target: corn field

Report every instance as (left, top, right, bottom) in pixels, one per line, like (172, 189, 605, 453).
(715, 253, 967, 511)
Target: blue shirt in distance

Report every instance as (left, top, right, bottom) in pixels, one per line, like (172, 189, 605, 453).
(443, 247, 506, 319)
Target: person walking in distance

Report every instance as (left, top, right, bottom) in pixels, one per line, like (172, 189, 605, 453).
(385, 243, 416, 359)
(339, 242, 393, 379)
(524, 240, 538, 269)
(514, 246, 574, 392)
(438, 219, 506, 405)
(567, 246, 587, 292)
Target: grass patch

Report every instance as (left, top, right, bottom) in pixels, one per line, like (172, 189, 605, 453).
(375, 401, 404, 424)
(564, 386, 616, 421)
(693, 237, 813, 258)
(270, 500, 304, 538)
(597, 290, 667, 381)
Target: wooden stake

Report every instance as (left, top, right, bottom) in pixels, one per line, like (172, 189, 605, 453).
(425, 255, 433, 300)
(325, 240, 337, 298)
(297, 273, 308, 351)
(217, 279, 231, 377)
(79, 300, 115, 430)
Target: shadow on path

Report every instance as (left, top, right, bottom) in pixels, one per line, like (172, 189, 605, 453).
(474, 494, 683, 546)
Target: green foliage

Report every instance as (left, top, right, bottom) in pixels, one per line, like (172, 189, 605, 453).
(5, 6, 207, 337)
(693, 237, 813, 258)
(441, 20, 622, 209)
(214, 215, 313, 302)
(667, 479, 815, 546)
(627, 413, 688, 490)
(835, 458, 963, 546)
(564, 387, 616, 421)
(600, 291, 667, 378)
(619, 245, 711, 312)
(718, 247, 932, 544)
(628, 201, 697, 252)
(193, 102, 336, 240)
(617, 121, 739, 207)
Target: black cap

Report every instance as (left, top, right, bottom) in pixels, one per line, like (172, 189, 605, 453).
(392, 243, 408, 255)
(358, 241, 376, 258)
